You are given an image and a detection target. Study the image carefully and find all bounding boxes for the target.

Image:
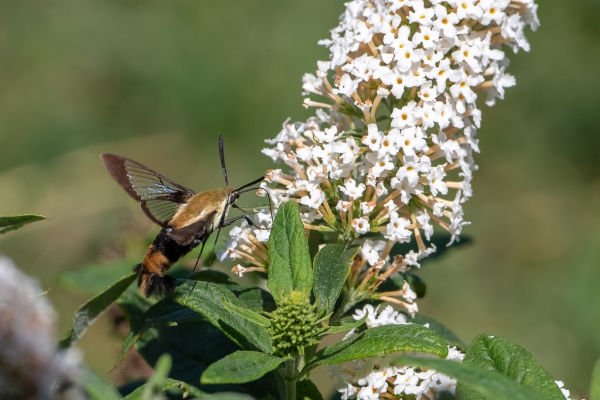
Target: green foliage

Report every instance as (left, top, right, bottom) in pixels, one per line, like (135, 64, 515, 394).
(173, 280, 272, 353)
(201, 351, 286, 385)
(309, 324, 448, 368)
(58, 200, 578, 399)
(140, 354, 173, 400)
(312, 244, 358, 315)
(79, 369, 122, 400)
(124, 378, 205, 400)
(59, 272, 136, 348)
(411, 313, 465, 348)
(392, 356, 546, 400)
(324, 314, 367, 335)
(222, 299, 271, 328)
(0, 214, 45, 234)
(457, 335, 565, 400)
(268, 202, 312, 304)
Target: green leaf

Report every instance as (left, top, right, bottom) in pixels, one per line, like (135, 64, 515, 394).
(268, 202, 312, 304)
(135, 320, 239, 385)
(325, 314, 367, 335)
(237, 287, 266, 312)
(140, 354, 172, 400)
(591, 358, 600, 400)
(201, 351, 286, 385)
(0, 214, 45, 234)
(411, 314, 465, 348)
(59, 272, 136, 348)
(312, 244, 358, 315)
(457, 335, 565, 400)
(297, 378, 323, 400)
(79, 369, 122, 400)
(392, 356, 546, 400)
(309, 324, 448, 368)
(115, 297, 206, 368)
(174, 280, 272, 353)
(223, 300, 271, 328)
(60, 260, 137, 295)
(123, 378, 214, 400)
(194, 393, 255, 400)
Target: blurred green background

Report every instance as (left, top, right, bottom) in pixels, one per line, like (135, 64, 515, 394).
(0, 0, 598, 396)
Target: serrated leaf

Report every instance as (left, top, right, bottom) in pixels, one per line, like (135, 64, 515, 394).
(313, 244, 358, 315)
(0, 214, 45, 234)
(457, 335, 565, 400)
(60, 260, 137, 295)
(59, 272, 136, 348)
(174, 280, 272, 353)
(267, 202, 312, 304)
(79, 369, 122, 400)
(392, 356, 546, 400)
(592, 359, 600, 400)
(411, 314, 465, 348)
(223, 300, 271, 327)
(201, 351, 286, 385)
(308, 324, 447, 368)
(325, 314, 367, 335)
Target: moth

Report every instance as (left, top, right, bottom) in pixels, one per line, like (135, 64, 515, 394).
(101, 135, 263, 297)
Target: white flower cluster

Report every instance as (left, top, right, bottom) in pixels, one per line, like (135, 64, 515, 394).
(556, 380, 586, 400)
(223, 0, 538, 278)
(338, 304, 464, 399)
(0, 255, 83, 400)
(339, 305, 584, 400)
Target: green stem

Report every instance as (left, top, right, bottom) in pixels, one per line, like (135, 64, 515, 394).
(283, 358, 297, 400)
(330, 288, 365, 325)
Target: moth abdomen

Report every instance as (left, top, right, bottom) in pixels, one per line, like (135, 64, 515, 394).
(136, 229, 201, 296)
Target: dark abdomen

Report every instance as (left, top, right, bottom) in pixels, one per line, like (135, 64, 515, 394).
(136, 229, 199, 296)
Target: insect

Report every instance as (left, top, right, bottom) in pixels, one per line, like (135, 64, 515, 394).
(101, 135, 263, 297)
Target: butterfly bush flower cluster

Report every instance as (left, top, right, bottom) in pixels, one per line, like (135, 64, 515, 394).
(338, 304, 582, 400)
(338, 304, 465, 400)
(0, 255, 83, 400)
(224, 0, 538, 313)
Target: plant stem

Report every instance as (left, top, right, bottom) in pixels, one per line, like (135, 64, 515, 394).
(284, 358, 297, 400)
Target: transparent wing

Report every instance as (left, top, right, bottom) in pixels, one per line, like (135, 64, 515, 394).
(101, 153, 195, 226)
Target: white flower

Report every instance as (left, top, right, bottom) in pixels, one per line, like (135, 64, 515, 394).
(385, 211, 412, 243)
(340, 178, 366, 200)
(224, 0, 539, 304)
(352, 217, 371, 235)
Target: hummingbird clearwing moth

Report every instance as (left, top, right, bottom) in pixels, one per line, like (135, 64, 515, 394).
(101, 135, 263, 297)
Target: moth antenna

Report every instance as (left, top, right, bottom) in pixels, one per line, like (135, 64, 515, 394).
(218, 134, 229, 186)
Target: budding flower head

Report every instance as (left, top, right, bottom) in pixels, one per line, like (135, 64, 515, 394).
(267, 291, 324, 357)
(224, 0, 538, 312)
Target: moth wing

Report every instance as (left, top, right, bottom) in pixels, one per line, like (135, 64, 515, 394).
(101, 153, 195, 227)
(167, 210, 217, 246)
